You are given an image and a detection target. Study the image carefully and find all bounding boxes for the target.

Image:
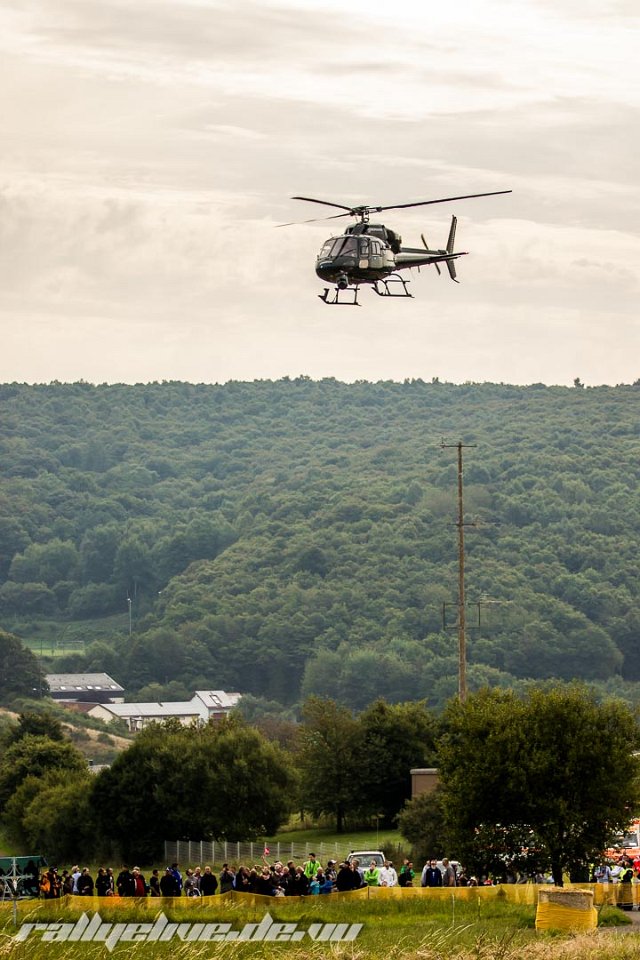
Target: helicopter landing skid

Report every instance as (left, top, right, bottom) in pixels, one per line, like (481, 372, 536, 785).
(319, 286, 361, 306)
(372, 274, 413, 298)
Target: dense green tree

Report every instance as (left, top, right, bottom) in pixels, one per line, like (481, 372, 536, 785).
(92, 716, 296, 863)
(2, 380, 640, 706)
(6, 711, 65, 744)
(4, 769, 95, 860)
(359, 699, 438, 827)
(9, 539, 80, 587)
(297, 697, 366, 832)
(398, 788, 449, 862)
(0, 630, 47, 702)
(0, 734, 87, 806)
(438, 686, 640, 884)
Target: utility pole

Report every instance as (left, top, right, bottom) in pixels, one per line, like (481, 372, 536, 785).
(441, 440, 476, 702)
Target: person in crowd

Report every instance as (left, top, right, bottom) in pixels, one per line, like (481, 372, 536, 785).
(398, 860, 415, 887)
(219, 863, 235, 894)
(442, 859, 457, 887)
(254, 867, 275, 896)
(289, 866, 309, 896)
(364, 860, 381, 886)
(421, 859, 443, 887)
(303, 853, 322, 879)
(116, 865, 136, 897)
(379, 860, 398, 887)
(234, 866, 252, 892)
(71, 866, 81, 895)
(325, 859, 338, 884)
(350, 859, 364, 888)
(594, 861, 613, 883)
(76, 868, 94, 896)
(61, 870, 74, 896)
(95, 867, 110, 897)
(199, 866, 218, 896)
(184, 868, 200, 897)
(160, 867, 180, 897)
(336, 862, 356, 892)
(40, 868, 59, 899)
(132, 867, 148, 897)
(170, 862, 183, 894)
(149, 869, 161, 897)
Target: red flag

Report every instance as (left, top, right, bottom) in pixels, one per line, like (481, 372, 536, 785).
(263, 845, 270, 856)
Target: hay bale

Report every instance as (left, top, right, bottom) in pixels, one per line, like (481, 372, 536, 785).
(535, 888, 597, 931)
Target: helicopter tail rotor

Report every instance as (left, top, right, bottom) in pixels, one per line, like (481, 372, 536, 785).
(445, 216, 459, 282)
(421, 234, 442, 275)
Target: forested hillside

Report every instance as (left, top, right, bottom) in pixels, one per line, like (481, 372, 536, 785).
(1, 379, 639, 711)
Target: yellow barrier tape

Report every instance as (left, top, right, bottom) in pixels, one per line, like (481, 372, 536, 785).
(535, 901, 597, 932)
(0, 882, 635, 917)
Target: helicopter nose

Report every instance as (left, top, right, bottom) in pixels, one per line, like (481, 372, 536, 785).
(315, 260, 334, 280)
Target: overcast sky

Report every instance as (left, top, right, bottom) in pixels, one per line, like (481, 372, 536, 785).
(1, 0, 638, 386)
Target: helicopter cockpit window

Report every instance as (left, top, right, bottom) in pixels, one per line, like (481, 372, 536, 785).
(328, 237, 358, 258)
(319, 240, 335, 259)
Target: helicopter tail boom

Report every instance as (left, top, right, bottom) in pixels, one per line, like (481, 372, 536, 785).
(397, 215, 465, 280)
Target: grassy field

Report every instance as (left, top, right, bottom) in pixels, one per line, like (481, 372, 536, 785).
(266, 825, 405, 861)
(13, 612, 129, 655)
(0, 892, 633, 959)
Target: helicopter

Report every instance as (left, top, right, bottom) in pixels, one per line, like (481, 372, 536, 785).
(282, 191, 511, 305)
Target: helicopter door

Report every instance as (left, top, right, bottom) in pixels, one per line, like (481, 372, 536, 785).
(369, 239, 384, 269)
(358, 237, 371, 268)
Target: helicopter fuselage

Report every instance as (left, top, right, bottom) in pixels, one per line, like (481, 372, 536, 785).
(315, 219, 463, 293)
(283, 189, 511, 304)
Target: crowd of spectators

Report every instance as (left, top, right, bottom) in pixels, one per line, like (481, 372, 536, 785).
(37, 855, 425, 899)
(33, 853, 640, 899)
(40, 853, 638, 899)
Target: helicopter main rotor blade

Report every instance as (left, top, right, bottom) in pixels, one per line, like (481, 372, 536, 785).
(374, 190, 512, 212)
(275, 210, 352, 228)
(291, 196, 355, 212)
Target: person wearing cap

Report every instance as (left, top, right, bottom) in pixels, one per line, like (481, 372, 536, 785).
(325, 860, 338, 884)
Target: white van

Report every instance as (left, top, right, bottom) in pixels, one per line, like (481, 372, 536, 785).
(347, 850, 385, 869)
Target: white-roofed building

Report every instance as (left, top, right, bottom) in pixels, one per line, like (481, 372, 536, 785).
(88, 690, 241, 731)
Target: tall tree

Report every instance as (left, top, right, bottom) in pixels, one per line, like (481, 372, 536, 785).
(0, 630, 47, 702)
(438, 686, 640, 884)
(297, 697, 365, 832)
(359, 699, 437, 827)
(93, 716, 296, 863)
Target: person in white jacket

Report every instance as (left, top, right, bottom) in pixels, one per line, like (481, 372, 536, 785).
(378, 861, 398, 887)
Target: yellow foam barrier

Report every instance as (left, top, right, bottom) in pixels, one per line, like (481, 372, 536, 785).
(535, 888, 597, 932)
